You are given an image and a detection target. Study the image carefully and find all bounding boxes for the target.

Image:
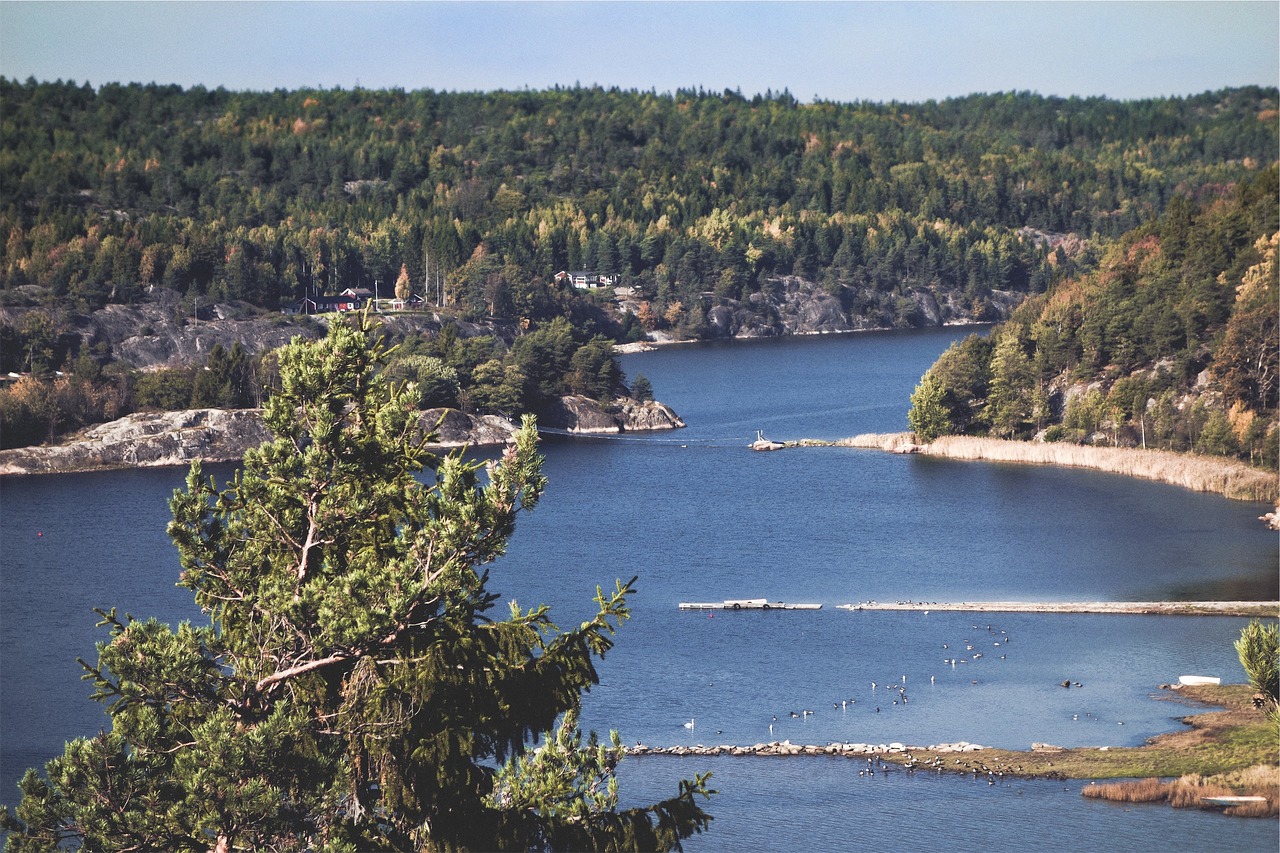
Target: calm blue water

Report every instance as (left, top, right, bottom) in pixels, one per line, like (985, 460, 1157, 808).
(2, 327, 1277, 850)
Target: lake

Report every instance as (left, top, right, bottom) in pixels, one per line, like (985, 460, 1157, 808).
(2, 326, 1277, 851)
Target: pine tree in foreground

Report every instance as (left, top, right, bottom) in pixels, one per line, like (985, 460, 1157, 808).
(1235, 619, 1279, 718)
(1, 318, 713, 852)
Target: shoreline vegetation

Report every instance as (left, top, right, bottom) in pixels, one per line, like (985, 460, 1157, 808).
(763, 432, 1279, 505)
(626, 684, 1279, 817)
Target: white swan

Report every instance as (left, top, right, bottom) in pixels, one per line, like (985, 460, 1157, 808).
(683, 719, 695, 729)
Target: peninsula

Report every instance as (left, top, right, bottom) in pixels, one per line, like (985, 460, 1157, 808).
(757, 432, 1279, 506)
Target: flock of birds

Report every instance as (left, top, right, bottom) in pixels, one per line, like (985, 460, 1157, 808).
(678, 621, 1070, 738)
(941, 622, 1012, 682)
(678, 619, 1120, 739)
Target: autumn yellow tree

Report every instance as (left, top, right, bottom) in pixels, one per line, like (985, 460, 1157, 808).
(395, 262, 412, 302)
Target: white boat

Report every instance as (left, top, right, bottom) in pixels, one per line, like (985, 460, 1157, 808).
(1201, 795, 1266, 807)
(1177, 675, 1221, 686)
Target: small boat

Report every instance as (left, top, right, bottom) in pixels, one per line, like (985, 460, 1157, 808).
(750, 430, 786, 451)
(1200, 795, 1266, 807)
(1177, 675, 1221, 686)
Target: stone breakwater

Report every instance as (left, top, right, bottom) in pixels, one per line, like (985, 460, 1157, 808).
(625, 740, 984, 758)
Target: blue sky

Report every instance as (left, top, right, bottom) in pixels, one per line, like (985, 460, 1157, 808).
(2, 2, 1277, 103)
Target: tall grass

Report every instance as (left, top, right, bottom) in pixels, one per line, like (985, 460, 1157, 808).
(924, 436, 1278, 502)
(1082, 770, 1278, 817)
(1081, 777, 1168, 803)
(836, 432, 918, 452)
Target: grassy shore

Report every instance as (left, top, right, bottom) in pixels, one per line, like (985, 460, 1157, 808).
(879, 685, 1273, 777)
(886, 684, 1279, 816)
(819, 433, 1279, 503)
(630, 685, 1278, 815)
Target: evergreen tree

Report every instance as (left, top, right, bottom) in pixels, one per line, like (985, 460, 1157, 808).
(985, 332, 1034, 439)
(907, 372, 951, 443)
(630, 373, 654, 402)
(1, 318, 713, 852)
(1234, 619, 1279, 714)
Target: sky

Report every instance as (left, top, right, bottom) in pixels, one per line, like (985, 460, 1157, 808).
(1, 1, 1277, 103)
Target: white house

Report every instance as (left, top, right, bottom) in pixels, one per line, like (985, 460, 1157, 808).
(556, 270, 618, 290)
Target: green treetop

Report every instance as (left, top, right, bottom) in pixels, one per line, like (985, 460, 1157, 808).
(907, 372, 951, 444)
(2, 317, 713, 852)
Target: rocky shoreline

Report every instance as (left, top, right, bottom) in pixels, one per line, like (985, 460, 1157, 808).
(0, 396, 684, 476)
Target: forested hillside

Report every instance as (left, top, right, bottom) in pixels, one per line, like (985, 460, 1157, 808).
(4, 82, 1275, 318)
(909, 166, 1279, 467)
(2, 80, 1277, 448)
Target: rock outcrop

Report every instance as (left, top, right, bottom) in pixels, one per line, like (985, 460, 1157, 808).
(541, 396, 685, 434)
(0, 291, 520, 373)
(0, 409, 272, 475)
(692, 276, 1018, 340)
(0, 396, 684, 475)
(418, 408, 520, 447)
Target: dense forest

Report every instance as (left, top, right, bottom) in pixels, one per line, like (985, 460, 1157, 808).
(909, 166, 1279, 467)
(1, 80, 1277, 449)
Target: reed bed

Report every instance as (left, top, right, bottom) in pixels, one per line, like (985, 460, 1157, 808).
(924, 436, 1278, 503)
(1081, 769, 1279, 817)
(835, 432, 918, 452)
(1081, 777, 1168, 803)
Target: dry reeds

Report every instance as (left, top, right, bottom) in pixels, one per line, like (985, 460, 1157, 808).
(1165, 774, 1239, 808)
(836, 432, 918, 452)
(1081, 777, 1167, 803)
(1081, 769, 1279, 817)
(923, 436, 1278, 503)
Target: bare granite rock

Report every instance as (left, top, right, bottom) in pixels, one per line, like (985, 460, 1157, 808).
(0, 409, 272, 475)
(618, 398, 686, 431)
(692, 275, 1018, 339)
(0, 396, 684, 475)
(541, 396, 685, 434)
(418, 409, 519, 447)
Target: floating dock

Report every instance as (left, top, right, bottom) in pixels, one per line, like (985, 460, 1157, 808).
(679, 598, 822, 611)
